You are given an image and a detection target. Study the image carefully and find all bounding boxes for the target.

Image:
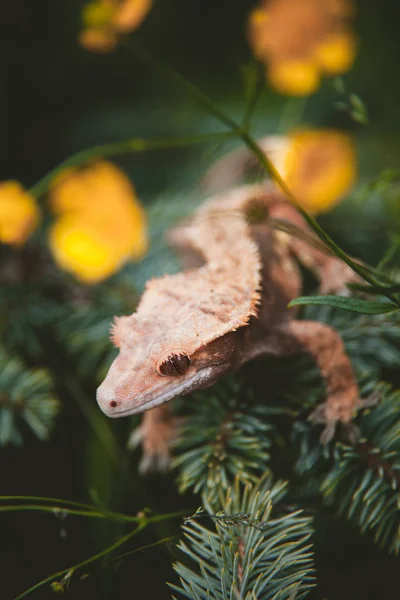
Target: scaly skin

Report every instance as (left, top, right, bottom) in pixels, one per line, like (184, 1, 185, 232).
(97, 183, 367, 471)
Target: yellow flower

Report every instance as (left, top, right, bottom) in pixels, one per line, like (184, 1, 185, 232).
(279, 129, 356, 213)
(79, 28, 117, 53)
(248, 0, 356, 96)
(49, 161, 148, 283)
(79, 0, 152, 53)
(314, 30, 357, 75)
(49, 216, 121, 283)
(112, 0, 152, 33)
(0, 181, 40, 246)
(268, 60, 320, 96)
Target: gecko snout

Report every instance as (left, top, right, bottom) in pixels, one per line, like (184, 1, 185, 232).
(96, 384, 121, 417)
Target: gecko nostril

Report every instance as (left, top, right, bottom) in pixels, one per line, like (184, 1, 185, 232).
(110, 400, 118, 408)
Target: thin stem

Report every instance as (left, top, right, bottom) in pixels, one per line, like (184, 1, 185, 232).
(347, 282, 400, 294)
(242, 64, 265, 130)
(29, 131, 233, 199)
(0, 495, 104, 511)
(0, 500, 138, 523)
(14, 508, 188, 599)
(276, 96, 307, 134)
(0, 505, 108, 519)
(129, 40, 241, 134)
(15, 524, 145, 599)
(109, 535, 179, 563)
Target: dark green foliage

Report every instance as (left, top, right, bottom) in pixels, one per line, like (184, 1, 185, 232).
(0, 283, 62, 359)
(322, 383, 400, 555)
(293, 383, 400, 554)
(170, 476, 315, 600)
(0, 347, 59, 445)
(173, 378, 273, 499)
(56, 281, 135, 381)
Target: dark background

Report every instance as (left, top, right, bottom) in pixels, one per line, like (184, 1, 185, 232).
(2, 1, 400, 598)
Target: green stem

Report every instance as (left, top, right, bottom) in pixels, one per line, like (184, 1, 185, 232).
(14, 509, 188, 599)
(0, 505, 109, 519)
(0, 500, 138, 523)
(129, 40, 241, 133)
(15, 524, 145, 599)
(29, 131, 233, 199)
(0, 495, 104, 511)
(347, 282, 400, 294)
(108, 535, 179, 563)
(276, 96, 307, 134)
(0, 497, 183, 524)
(242, 64, 265, 130)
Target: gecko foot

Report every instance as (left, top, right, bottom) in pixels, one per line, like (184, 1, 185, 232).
(318, 261, 360, 296)
(127, 416, 185, 474)
(310, 389, 381, 444)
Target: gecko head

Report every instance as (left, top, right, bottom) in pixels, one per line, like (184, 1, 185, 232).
(96, 316, 238, 418)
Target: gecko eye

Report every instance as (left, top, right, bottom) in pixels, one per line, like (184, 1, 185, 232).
(158, 352, 191, 376)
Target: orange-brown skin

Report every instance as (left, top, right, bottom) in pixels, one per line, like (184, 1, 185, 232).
(97, 183, 365, 470)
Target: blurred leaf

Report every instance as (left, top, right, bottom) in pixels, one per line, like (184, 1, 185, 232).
(289, 295, 398, 314)
(0, 347, 59, 446)
(349, 93, 369, 125)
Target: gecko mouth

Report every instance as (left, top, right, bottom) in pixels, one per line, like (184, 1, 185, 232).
(98, 366, 215, 418)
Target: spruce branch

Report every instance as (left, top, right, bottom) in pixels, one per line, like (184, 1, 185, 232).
(0, 347, 59, 445)
(293, 383, 400, 554)
(0, 283, 62, 359)
(170, 476, 315, 600)
(173, 378, 273, 500)
(321, 383, 400, 554)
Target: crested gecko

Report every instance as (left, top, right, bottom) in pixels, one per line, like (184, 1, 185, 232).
(97, 183, 367, 470)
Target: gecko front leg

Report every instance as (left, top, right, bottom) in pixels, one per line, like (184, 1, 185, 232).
(282, 320, 368, 442)
(127, 404, 183, 473)
(243, 318, 370, 443)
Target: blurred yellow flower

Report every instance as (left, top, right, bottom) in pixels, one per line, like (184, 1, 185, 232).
(0, 181, 40, 246)
(112, 0, 152, 32)
(277, 129, 356, 212)
(203, 129, 356, 214)
(49, 216, 120, 283)
(79, 0, 152, 53)
(314, 30, 356, 75)
(268, 60, 320, 96)
(79, 28, 118, 53)
(248, 0, 357, 95)
(49, 161, 148, 283)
